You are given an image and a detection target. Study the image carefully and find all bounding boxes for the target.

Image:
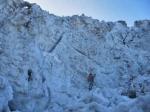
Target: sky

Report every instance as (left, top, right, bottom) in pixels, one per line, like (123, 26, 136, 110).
(25, 0, 150, 26)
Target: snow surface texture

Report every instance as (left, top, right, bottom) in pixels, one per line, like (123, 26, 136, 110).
(0, 0, 150, 112)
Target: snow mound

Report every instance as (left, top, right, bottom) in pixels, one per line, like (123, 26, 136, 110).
(115, 95, 150, 112)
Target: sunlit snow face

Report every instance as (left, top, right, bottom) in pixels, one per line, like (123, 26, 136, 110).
(0, 0, 23, 9)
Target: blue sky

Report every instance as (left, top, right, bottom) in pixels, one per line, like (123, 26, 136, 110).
(25, 0, 150, 26)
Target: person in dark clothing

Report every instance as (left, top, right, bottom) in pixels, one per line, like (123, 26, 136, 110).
(28, 69, 33, 81)
(87, 73, 95, 91)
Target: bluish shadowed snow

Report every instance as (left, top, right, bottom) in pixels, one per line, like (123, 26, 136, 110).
(0, 0, 150, 112)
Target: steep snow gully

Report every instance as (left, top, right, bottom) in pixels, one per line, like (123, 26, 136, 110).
(0, 0, 150, 112)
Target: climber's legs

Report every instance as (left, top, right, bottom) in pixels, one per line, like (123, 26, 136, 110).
(89, 82, 93, 91)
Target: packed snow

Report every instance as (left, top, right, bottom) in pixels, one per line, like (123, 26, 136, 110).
(0, 0, 150, 112)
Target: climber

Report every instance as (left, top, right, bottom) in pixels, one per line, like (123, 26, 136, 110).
(87, 73, 95, 91)
(27, 69, 33, 81)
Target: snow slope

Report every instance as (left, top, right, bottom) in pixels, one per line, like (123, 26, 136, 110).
(0, 0, 150, 112)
